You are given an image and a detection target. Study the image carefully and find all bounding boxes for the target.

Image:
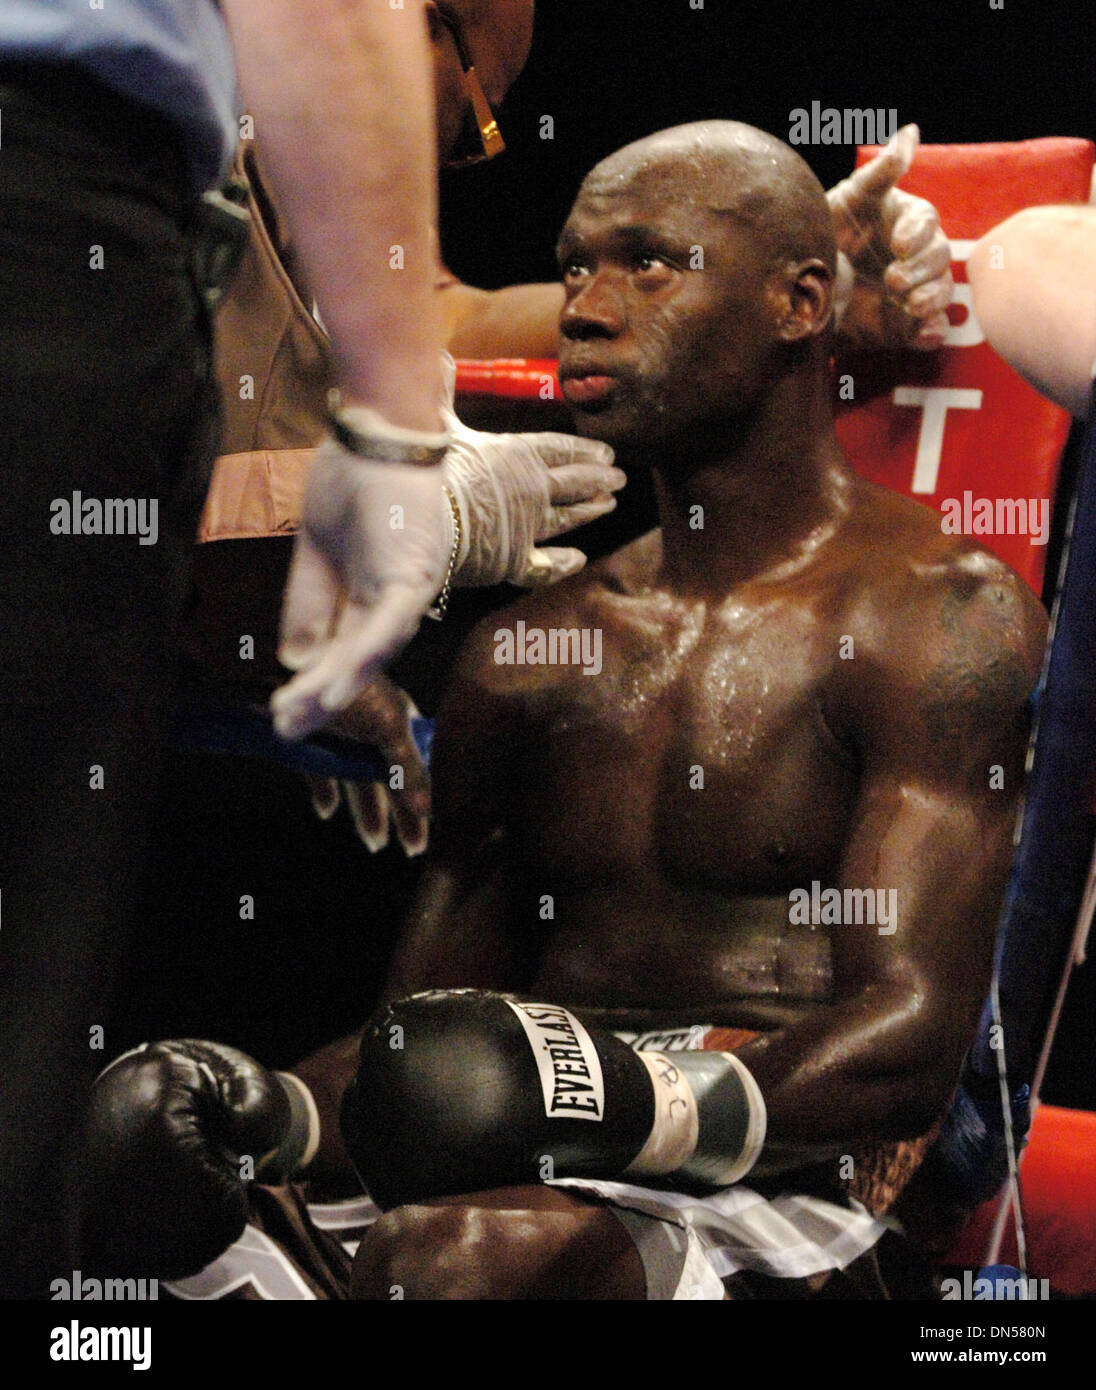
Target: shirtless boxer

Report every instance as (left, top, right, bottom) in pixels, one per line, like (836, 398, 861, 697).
(331, 121, 1048, 1298)
(83, 122, 1045, 1299)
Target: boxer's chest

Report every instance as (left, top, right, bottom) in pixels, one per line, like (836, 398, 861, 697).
(517, 595, 859, 890)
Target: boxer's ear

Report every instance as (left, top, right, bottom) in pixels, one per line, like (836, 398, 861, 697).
(774, 259, 834, 342)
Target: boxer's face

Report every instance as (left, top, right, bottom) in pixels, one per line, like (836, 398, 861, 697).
(556, 165, 787, 456)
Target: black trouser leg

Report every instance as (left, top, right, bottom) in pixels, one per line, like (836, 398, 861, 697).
(0, 75, 219, 1297)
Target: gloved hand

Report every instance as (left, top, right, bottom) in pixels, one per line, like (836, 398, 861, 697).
(271, 434, 450, 740)
(81, 1040, 319, 1280)
(827, 124, 953, 350)
(305, 671, 430, 856)
(271, 358, 625, 739)
(439, 353, 627, 587)
(342, 989, 765, 1212)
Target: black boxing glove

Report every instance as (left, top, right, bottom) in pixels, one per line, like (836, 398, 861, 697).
(81, 1040, 320, 1280)
(341, 989, 766, 1211)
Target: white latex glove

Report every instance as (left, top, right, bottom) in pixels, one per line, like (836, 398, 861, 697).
(827, 124, 953, 350)
(304, 672, 430, 857)
(271, 356, 626, 739)
(271, 440, 448, 740)
(439, 354, 627, 587)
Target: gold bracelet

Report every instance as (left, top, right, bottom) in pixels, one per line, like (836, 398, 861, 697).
(427, 483, 462, 621)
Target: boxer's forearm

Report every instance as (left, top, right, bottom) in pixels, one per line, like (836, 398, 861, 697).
(289, 1030, 366, 1197)
(734, 985, 972, 1151)
(381, 859, 528, 1003)
(439, 281, 566, 359)
(221, 0, 442, 430)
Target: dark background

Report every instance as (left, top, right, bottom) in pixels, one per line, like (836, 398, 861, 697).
(114, 0, 1096, 1111)
(439, 0, 1095, 288)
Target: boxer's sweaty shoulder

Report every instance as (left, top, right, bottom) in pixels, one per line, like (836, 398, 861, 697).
(822, 478, 1045, 770)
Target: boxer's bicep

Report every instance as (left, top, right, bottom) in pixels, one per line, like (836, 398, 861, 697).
(829, 567, 1045, 1078)
(748, 566, 1048, 1138)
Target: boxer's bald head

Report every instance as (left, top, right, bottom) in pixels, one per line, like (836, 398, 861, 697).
(583, 122, 836, 277)
(428, 1, 535, 165)
(557, 122, 836, 457)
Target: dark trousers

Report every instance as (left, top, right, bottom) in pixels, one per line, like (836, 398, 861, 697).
(0, 65, 222, 1296)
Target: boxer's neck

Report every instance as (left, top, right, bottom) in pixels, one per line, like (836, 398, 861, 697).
(650, 365, 849, 595)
